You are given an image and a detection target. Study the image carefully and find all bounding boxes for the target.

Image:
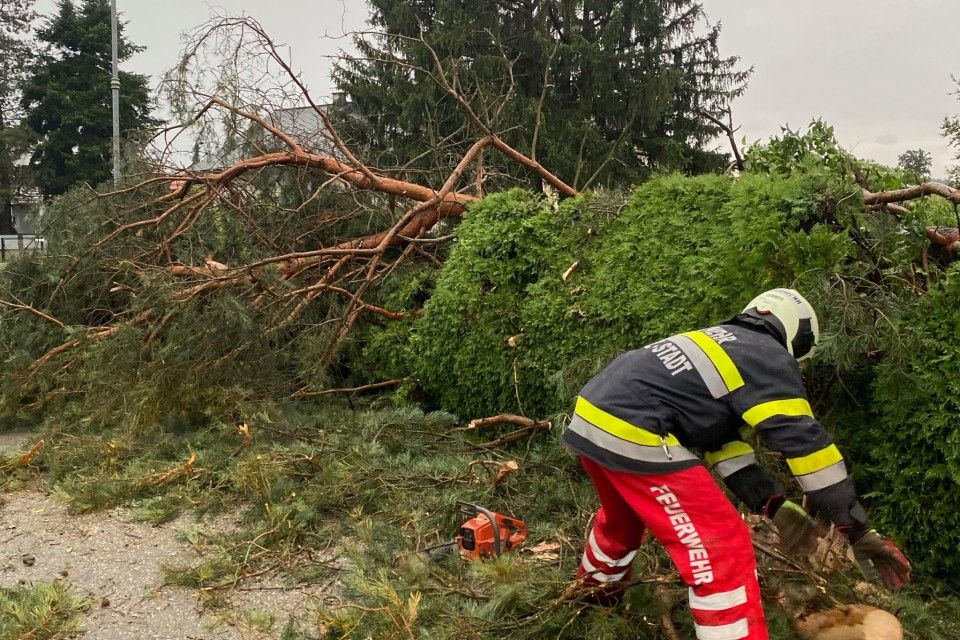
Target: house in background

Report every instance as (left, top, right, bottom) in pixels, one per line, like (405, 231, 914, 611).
(0, 153, 45, 261)
(11, 152, 41, 235)
(269, 93, 363, 157)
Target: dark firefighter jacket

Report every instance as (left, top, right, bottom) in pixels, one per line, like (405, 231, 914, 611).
(562, 322, 865, 530)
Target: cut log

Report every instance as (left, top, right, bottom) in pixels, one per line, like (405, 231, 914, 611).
(795, 604, 902, 640)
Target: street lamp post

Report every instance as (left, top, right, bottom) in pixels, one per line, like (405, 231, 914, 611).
(110, 0, 120, 183)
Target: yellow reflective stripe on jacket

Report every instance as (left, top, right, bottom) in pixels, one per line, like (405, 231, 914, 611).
(704, 440, 754, 467)
(742, 398, 813, 427)
(787, 444, 843, 476)
(575, 396, 680, 447)
(681, 331, 744, 392)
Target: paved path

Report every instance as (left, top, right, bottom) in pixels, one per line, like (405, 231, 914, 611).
(0, 430, 328, 639)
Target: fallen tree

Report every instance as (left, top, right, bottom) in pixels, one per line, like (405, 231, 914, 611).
(0, 20, 958, 423)
(3, 16, 960, 640)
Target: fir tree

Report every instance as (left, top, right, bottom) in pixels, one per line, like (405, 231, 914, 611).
(334, 0, 750, 188)
(0, 0, 36, 234)
(20, 0, 155, 198)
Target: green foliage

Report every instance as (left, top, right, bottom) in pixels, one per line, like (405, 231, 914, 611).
(405, 156, 924, 419)
(0, 580, 89, 640)
(0, 172, 417, 434)
(335, 0, 749, 188)
(20, 0, 156, 197)
(867, 264, 960, 584)
(406, 188, 597, 417)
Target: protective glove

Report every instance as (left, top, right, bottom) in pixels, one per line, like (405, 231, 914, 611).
(771, 499, 818, 556)
(851, 529, 911, 590)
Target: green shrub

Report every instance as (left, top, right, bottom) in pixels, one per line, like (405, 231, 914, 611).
(406, 167, 909, 420)
(868, 264, 960, 583)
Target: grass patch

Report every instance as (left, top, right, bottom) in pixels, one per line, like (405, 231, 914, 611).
(0, 580, 89, 640)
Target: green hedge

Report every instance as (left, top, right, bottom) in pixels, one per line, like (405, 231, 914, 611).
(387, 161, 952, 585)
(867, 265, 960, 583)
(408, 170, 868, 419)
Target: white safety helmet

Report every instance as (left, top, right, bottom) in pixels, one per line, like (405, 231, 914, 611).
(741, 288, 819, 361)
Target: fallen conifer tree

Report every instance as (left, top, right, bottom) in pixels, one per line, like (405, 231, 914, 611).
(2, 17, 960, 639)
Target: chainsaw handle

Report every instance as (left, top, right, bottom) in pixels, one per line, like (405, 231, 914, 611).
(472, 504, 502, 556)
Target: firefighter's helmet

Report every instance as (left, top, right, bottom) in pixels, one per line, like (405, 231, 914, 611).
(742, 288, 819, 361)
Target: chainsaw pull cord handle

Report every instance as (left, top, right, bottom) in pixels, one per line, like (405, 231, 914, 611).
(473, 505, 502, 556)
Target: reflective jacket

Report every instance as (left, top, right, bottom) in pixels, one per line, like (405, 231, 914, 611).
(562, 322, 863, 528)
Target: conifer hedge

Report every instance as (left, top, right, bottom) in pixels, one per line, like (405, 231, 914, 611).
(866, 265, 960, 582)
(405, 170, 890, 420)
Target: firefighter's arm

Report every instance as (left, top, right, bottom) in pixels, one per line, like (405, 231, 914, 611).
(736, 396, 911, 589)
(741, 400, 865, 533)
(704, 440, 784, 514)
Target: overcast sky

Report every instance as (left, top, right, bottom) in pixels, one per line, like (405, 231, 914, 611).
(35, 0, 960, 177)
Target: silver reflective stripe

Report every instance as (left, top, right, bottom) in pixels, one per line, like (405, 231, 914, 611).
(694, 618, 749, 640)
(567, 414, 698, 464)
(688, 586, 748, 611)
(796, 460, 848, 492)
(672, 334, 728, 399)
(580, 553, 630, 582)
(588, 530, 637, 568)
(714, 453, 757, 479)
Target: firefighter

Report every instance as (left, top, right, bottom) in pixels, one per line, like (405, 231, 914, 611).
(563, 288, 910, 640)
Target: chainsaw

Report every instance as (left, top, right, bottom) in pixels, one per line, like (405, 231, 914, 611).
(424, 502, 528, 561)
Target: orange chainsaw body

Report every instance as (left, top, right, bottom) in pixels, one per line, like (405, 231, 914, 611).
(455, 502, 528, 560)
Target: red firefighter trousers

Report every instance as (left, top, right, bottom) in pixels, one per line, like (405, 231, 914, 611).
(577, 455, 768, 640)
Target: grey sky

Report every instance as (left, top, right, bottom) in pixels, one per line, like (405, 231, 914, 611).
(706, 0, 959, 177)
(34, 0, 960, 177)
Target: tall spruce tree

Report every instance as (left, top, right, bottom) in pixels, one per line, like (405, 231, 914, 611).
(0, 0, 36, 234)
(20, 0, 154, 197)
(335, 0, 749, 188)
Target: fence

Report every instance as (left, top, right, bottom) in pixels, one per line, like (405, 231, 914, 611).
(0, 235, 46, 262)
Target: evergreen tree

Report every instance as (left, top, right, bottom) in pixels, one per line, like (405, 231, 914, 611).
(20, 0, 154, 198)
(334, 0, 749, 188)
(0, 0, 36, 234)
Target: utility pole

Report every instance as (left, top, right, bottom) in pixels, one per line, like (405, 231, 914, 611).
(110, 0, 120, 183)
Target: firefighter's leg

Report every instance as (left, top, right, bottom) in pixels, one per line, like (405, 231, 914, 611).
(577, 455, 646, 585)
(586, 459, 768, 640)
